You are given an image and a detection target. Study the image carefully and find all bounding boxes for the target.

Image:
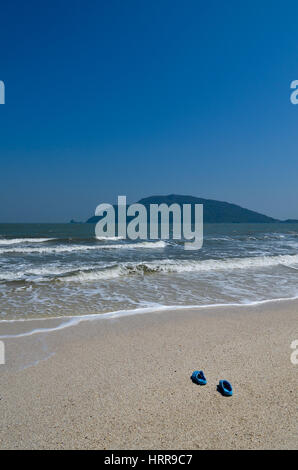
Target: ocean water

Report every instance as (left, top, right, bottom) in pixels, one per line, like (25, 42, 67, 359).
(1, 223, 298, 320)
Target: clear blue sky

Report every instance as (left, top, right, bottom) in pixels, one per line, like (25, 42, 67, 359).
(1, 0, 298, 222)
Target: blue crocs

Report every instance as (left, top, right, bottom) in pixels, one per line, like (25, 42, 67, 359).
(218, 379, 233, 396)
(191, 370, 207, 385)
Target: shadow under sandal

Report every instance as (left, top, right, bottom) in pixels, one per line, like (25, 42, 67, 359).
(191, 370, 207, 385)
(218, 379, 233, 396)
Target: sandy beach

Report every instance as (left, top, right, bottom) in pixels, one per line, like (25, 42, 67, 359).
(0, 299, 297, 449)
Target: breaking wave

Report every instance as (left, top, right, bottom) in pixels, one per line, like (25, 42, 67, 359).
(59, 253, 298, 282)
(0, 240, 167, 254)
(0, 238, 56, 245)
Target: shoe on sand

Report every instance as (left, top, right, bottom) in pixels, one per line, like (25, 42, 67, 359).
(191, 370, 207, 385)
(218, 379, 233, 396)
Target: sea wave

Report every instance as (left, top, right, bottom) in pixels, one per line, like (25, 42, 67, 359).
(0, 238, 56, 245)
(2, 252, 298, 283)
(59, 253, 298, 282)
(0, 240, 167, 254)
(0, 265, 101, 282)
(95, 236, 124, 240)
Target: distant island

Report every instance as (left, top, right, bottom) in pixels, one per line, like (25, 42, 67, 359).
(83, 194, 297, 224)
(70, 219, 83, 224)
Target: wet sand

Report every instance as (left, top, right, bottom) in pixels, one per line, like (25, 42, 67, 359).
(0, 299, 297, 449)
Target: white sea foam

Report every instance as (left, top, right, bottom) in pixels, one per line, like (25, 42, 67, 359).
(1, 295, 298, 337)
(2, 252, 298, 283)
(0, 240, 167, 254)
(0, 265, 95, 282)
(0, 238, 55, 245)
(59, 253, 298, 282)
(60, 266, 122, 282)
(95, 236, 124, 240)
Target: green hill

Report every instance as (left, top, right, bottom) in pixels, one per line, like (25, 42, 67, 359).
(86, 194, 279, 223)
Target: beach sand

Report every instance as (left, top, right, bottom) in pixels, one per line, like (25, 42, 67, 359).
(0, 300, 297, 449)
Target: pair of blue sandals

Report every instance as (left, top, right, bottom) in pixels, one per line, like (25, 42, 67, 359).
(191, 370, 233, 396)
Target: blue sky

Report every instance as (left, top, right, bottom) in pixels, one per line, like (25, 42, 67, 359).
(1, 0, 298, 222)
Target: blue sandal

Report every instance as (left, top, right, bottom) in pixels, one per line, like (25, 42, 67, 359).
(191, 370, 207, 385)
(218, 379, 233, 396)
